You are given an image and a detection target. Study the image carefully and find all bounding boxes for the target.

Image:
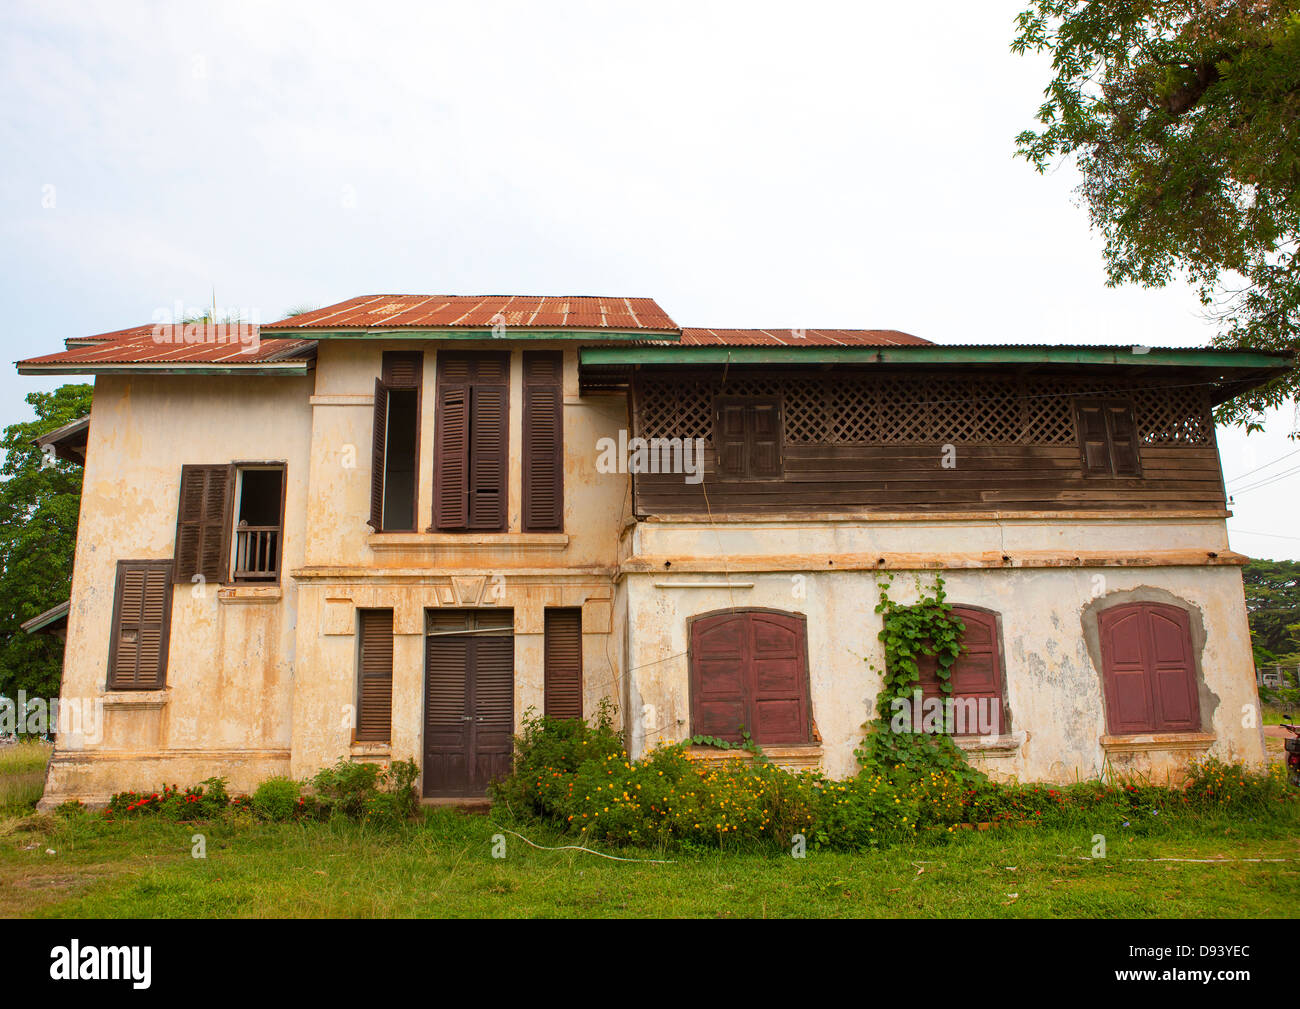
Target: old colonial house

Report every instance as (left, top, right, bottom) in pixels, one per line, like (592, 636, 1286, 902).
(16, 294, 1290, 806)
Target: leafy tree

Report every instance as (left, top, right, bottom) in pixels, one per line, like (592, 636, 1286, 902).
(0, 385, 92, 701)
(1240, 557, 1300, 665)
(1013, 1, 1300, 430)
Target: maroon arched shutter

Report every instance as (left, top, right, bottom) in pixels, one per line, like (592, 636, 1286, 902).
(1099, 602, 1200, 734)
(915, 606, 1005, 734)
(690, 610, 809, 744)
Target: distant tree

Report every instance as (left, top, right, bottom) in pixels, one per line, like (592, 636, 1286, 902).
(1013, 1, 1300, 432)
(1241, 558, 1300, 665)
(0, 385, 92, 701)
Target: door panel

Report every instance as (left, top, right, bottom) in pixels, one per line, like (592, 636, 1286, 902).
(423, 633, 515, 797)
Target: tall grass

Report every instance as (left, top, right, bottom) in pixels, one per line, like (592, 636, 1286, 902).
(0, 741, 51, 813)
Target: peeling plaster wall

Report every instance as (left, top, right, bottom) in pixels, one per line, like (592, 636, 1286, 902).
(42, 374, 313, 805)
(622, 520, 1263, 782)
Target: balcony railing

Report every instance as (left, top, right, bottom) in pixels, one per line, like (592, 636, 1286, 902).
(233, 525, 280, 581)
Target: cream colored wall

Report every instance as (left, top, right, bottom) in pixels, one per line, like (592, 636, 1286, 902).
(42, 374, 314, 805)
(622, 518, 1264, 782)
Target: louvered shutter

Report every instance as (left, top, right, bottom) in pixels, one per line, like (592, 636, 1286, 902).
(543, 608, 582, 719)
(433, 383, 470, 529)
(172, 465, 232, 584)
(1076, 402, 1111, 474)
(715, 402, 747, 479)
(468, 384, 508, 530)
(471, 635, 515, 792)
(355, 609, 393, 741)
(1106, 400, 1141, 476)
(425, 635, 471, 795)
(523, 352, 564, 532)
(382, 351, 423, 389)
(107, 560, 173, 689)
(368, 379, 388, 531)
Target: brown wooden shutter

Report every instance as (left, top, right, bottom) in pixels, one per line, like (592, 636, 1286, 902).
(715, 401, 747, 479)
(471, 635, 515, 792)
(1106, 400, 1141, 476)
(433, 383, 470, 529)
(368, 379, 388, 531)
(523, 352, 564, 532)
(916, 607, 1005, 734)
(749, 400, 782, 477)
(172, 465, 232, 584)
(468, 384, 508, 531)
(1076, 402, 1111, 474)
(355, 609, 393, 741)
(382, 351, 423, 388)
(543, 608, 582, 719)
(107, 560, 173, 689)
(1099, 602, 1200, 734)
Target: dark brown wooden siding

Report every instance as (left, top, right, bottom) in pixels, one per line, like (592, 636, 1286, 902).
(107, 560, 173, 689)
(632, 370, 1225, 514)
(355, 609, 394, 742)
(543, 608, 582, 719)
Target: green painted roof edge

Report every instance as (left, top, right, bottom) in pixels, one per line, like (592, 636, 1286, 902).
(15, 362, 314, 377)
(579, 344, 1294, 369)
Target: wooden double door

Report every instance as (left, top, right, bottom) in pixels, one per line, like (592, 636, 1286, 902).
(423, 613, 514, 798)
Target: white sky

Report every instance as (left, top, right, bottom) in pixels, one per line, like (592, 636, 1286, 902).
(1, 0, 1295, 558)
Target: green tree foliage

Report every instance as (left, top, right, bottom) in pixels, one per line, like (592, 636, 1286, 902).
(0, 385, 92, 701)
(1013, 2, 1300, 430)
(1241, 557, 1300, 664)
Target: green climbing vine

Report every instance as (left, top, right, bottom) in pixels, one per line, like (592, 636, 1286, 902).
(856, 573, 987, 785)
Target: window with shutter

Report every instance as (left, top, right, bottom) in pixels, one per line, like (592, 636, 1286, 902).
(370, 352, 422, 532)
(543, 608, 582, 719)
(107, 559, 173, 690)
(523, 352, 564, 532)
(713, 397, 783, 480)
(1098, 602, 1201, 734)
(172, 465, 233, 585)
(689, 609, 810, 744)
(433, 352, 509, 531)
(1075, 399, 1142, 477)
(231, 464, 285, 582)
(915, 606, 1007, 735)
(355, 609, 394, 742)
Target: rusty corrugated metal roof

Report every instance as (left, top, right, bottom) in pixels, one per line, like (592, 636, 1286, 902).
(18, 327, 315, 369)
(678, 328, 930, 346)
(261, 294, 678, 332)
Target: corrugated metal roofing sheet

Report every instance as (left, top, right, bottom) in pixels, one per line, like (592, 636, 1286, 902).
(261, 294, 678, 332)
(18, 327, 315, 368)
(679, 327, 930, 346)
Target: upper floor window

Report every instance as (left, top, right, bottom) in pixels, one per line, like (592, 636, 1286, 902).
(369, 351, 422, 532)
(1075, 399, 1141, 477)
(713, 396, 783, 480)
(433, 352, 509, 532)
(173, 462, 285, 586)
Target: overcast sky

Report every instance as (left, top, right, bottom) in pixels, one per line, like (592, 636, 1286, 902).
(2, 0, 1296, 558)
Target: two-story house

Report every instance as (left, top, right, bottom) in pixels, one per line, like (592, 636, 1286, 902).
(16, 294, 1290, 805)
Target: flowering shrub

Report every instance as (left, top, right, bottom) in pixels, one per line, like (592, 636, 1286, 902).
(107, 778, 230, 820)
(491, 711, 1297, 852)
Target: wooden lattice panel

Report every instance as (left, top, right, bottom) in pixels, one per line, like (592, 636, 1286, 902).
(636, 374, 1213, 447)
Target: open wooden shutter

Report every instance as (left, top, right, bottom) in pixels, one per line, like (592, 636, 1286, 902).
(107, 560, 173, 689)
(543, 608, 582, 719)
(523, 352, 564, 531)
(433, 383, 470, 529)
(1105, 400, 1141, 476)
(369, 379, 389, 531)
(173, 464, 232, 584)
(468, 384, 508, 530)
(355, 609, 393, 741)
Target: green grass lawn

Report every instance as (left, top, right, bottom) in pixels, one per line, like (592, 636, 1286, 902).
(1, 805, 1297, 918)
(0, 742, 51, 815)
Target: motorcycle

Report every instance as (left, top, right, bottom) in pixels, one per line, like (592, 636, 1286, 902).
(1283, 715, 1300, 787)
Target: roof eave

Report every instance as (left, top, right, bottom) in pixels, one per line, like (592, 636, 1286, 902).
(16, 361, 315, 377)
